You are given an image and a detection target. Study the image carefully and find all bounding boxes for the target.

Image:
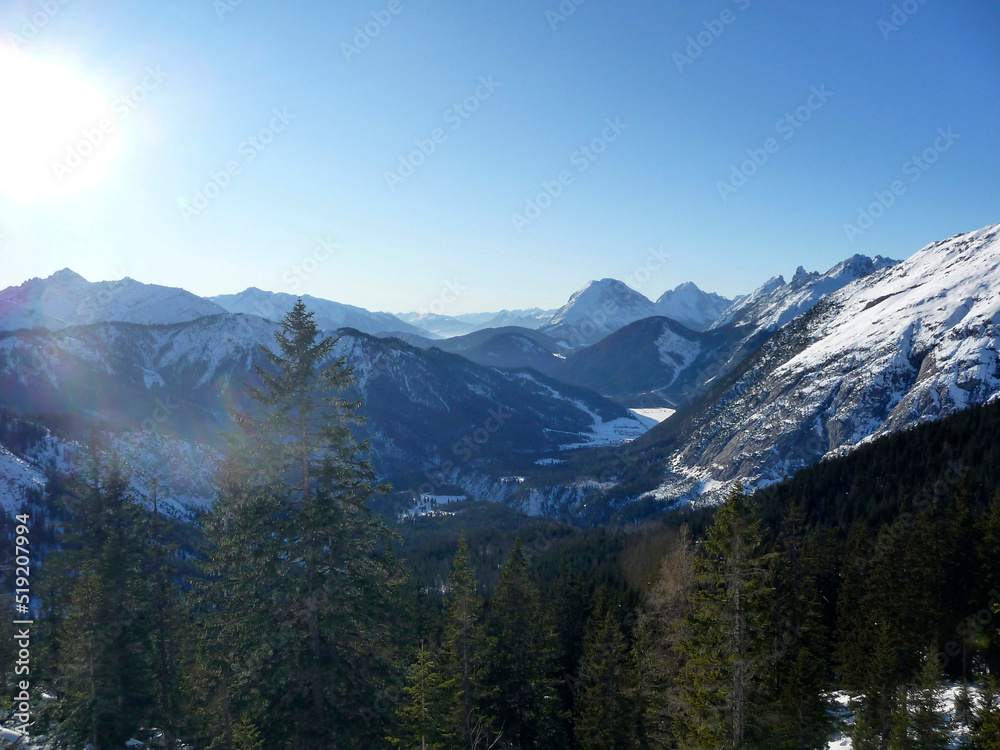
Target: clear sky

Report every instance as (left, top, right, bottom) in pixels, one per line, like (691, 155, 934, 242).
(0, 0, 997, 314)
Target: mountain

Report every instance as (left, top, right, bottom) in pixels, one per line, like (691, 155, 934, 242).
(541, 278, 656, 347)
(394, 312, 479, 338)
(480, 308, 555, 330)
(0, 313, 654, 507)
(435, 327, 563, 371)
(0, 268, 227, 331)
(653, 282, 732, 331)
(381, 326, 564, 371)
(398, 309, 556, 338)
(708, 254, 898, 333)
(550, 316, 760, 408)
(633, 222, 1000, 501)
(210, 288, 428, 338)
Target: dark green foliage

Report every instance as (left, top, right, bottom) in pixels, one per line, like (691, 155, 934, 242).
(37, 448, 160, 748)
(479, 538, 568, 749)
(574, 604, 639, 750)
(197, 299, 405, 750)
(390, 642, 455, 750)
(677, 485, 774, 750)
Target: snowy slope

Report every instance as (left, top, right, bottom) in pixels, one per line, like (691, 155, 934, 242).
(481, 308, 555, 330)
(0, 312, 651, 490)
(654, 282, 732, 331)
(657, 223, 1000, 496)
(0, 269, 227, 332)
(709, 255, 898, 333)
(0, 444, 45, 514)
(210, 287, 427, 338)
(541, 278, 656, 347)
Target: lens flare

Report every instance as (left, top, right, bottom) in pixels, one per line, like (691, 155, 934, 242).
(0, 45, 120, 202)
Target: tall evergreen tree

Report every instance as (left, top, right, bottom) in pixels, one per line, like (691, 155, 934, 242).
(677, 485, 773, 750)
(441, 536, 488, 747)
(574, 604, 638, 750)
(887, 652, 950, 750)
(391, 642, 455, 750)
(479, 538, 567, 750)
(202, 299, 405, 750)
(837, 507, 948, 748)
(767, 504, 832, 749)
(43, 448, 158, 749)
(635, 526, 697, 750)
(972, 674, 1000, 750)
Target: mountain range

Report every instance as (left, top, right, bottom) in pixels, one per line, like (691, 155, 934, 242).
(0, 222, 996, 519)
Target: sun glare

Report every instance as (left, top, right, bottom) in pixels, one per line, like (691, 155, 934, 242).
(0, 45, 121, 202)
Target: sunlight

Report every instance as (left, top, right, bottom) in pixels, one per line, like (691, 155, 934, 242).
(0, 45, 121, 202)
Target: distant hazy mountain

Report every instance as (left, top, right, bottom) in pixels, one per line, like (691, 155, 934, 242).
(398, 308, 556, 338)
(0, 268, 226, 331)
(395, 312, 479, 338)
(480, 308, 555, 330)
(654, 282, 732, 331)
(210, 288, 428, 338)
(541, 278, 657, 347)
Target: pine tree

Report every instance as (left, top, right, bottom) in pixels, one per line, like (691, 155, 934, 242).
(574, 605, 638, 750)
(677, 485, 773, 750)
(908, 653, 950, 749)
(767, 504, 832, 749)
(479, 538, 567, 750)
(887, 652, 950, 750)
(202, 299, 405, 750)
(971, 675, 1000, 750)
(635, 526, 697, 750)
(391, 642, 454, 750)
(44, 448, 158, 748)
(837, 506, 948, 748)
(441, 536, 488, 746)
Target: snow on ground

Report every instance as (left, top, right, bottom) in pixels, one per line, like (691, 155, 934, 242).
(400, 493, 467, 519)
(629, 407, 676, 424)
(0, 445, 46, 514)
(824, 685, 979, 750)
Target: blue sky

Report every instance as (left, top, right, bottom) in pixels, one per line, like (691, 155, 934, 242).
(0, 0, 997, 314)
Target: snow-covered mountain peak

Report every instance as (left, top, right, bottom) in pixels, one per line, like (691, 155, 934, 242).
(541, 278, 655, 346)
(646, 221, 1000, 503)
(209, 288, 427, 338)
(790, 266, 815, 288)
(654, 282, 732, 332)
(0, 269, 228, 332)
(48, 267, 89, 285)
(708, 253, 899, 334)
